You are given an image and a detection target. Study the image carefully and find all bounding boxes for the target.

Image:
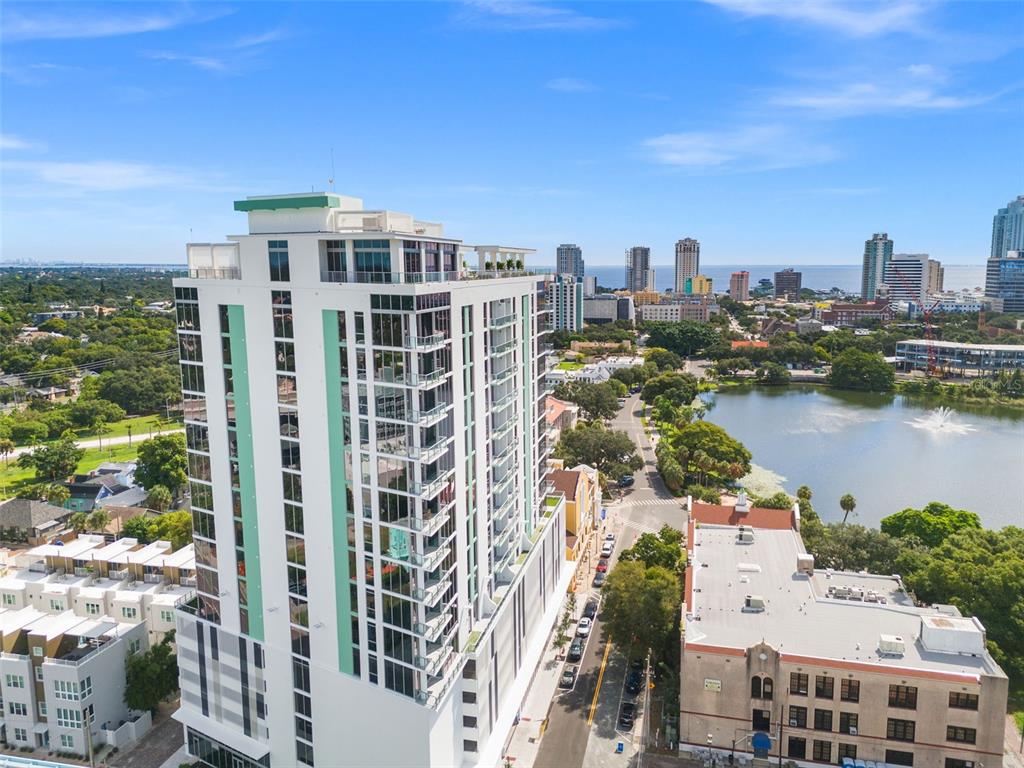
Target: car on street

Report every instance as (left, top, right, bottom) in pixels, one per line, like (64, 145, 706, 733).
(596, 559, 609, 573)
(618, 702, 636, 730)
(559, 665, 578, 689)
(583, 598, 598, 619)
(576, 617, 592, 637)
(626, 668, 644, 695)
(567, 639, 584, 662)
(604, 532, 615, 544)
(600, 541, 614, 557)
(618, 475, 635, 488)
(592, 571, 606, 588)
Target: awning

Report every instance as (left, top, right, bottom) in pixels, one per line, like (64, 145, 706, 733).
(79, 621, 117, 639)
(33, 722, 49, 734)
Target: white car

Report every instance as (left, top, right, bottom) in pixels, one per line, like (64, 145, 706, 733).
(576, 617, 593, 637)
(604, 533, 615, 544)
(601, 542, 614, 558)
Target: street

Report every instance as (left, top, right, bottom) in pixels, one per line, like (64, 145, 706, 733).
(533, 393, 686, 768)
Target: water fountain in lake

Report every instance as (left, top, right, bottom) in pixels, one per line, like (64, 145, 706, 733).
(907, 406, 975, 435)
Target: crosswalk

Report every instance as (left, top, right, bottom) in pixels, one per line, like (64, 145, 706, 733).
(617, 497, 683, 509)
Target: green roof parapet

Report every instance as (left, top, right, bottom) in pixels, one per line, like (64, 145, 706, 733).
(234, 194, 343, 212)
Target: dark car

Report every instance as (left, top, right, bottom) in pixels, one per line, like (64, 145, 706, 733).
(559, 665, 578, 689)
(592, 571, 606, 588)
(618, 702, 636, 729)
(618, 475, 635, 488)
(626, 668, 644, 695)
(583, 599, 599, 620)
(567, 639, 584, 662)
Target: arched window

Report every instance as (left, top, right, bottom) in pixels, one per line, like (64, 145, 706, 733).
(751, 676, 762, 698)
(763, 677, 774, 700)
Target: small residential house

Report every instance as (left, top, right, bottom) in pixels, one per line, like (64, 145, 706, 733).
(0, 499, 72, 544)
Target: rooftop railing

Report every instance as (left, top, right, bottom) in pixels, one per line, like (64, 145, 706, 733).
(188, 267, 241, 280)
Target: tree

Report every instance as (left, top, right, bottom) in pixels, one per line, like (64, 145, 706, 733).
(805, 523, 906, 575)
(135, 433, 187, 496)
(125, 631, 179, 713)
(880, 502, 981, 548)
(553, 422, 643, 481)
(146, 484, 172, 512)
(602, 561, 680, 662)
(839, 493, 857, 524)
(645, 347, 683, 371)
(659, 421, 751, 483)
(754, 492, 792, 510)
(640, 372, 699, 408)
(554, 593, 577, 653)
(69, 511, 90, 533)
(618, 525, 685, 577)
(45, 483, 70, 507)
(16, 434, 83, 481)
(8, 420, 48, 445)
(552, 381, 621, 421)
(756, 362, 791, 385)
(151, 510, 193, 549)
(828, 348, 895, 392)
(0, 438, 14, 467)
(87, 509, 111, 533)
(68, 398, 126, 429)
(123, 515, 155, 543)
(645, 321, 718, 357)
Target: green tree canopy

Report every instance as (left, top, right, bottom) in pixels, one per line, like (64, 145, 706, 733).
(756, 362, 791, 385)
(146, 484, 172, 512)
(805, 523, 905, 575)
(641, 371, 699, 408)
(828, 348, 895, 392)
(552, 381, 622, 421)
(124, 632, 179, 713)
(644, 347, 683, 371)
(151, 510, 193, 550)
(753, 491, 792, 510)
(16, 434, 83, 481)
(601, 560, 681, 662)
(135, 433, 187, 495)
(618, 525, 686, 577)
(68, 398, 126, 428)
(553, 421, 643, 481)
(645, 321, 719, 357)
(880, 502, 982, 549)
(123, 515, 155, 543)
(659, 421, 751, 482)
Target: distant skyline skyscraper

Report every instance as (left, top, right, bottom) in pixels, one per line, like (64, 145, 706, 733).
(927, 259, 944, 294)
(556, 243, 584, 277)
(991, 196, 1024, 259)
(862, 233, 893, 300)
(985, 250, 1024, 313)
(625, 246, 654, 293)
(884, 253, 930, 304)
(774, 268, 802, 299)
(674, 238, 700, 293)
(729, 271, 749, 301)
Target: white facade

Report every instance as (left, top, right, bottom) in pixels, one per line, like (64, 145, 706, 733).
(674, 238, 700, 293)
(884, 253, 929, 304)
(550, 275, 584, 331)
(173, 193, 571, 768)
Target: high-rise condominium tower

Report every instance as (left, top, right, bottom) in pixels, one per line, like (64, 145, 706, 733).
(991, 195, 1024, 259)
(927, 259, 944, 294)
(773, 268, 802, 300)
(556, 243, 584, 278)
(550, 274, 584, 331)
(625, 246, 654, 293)
(986, 250, 1024, 314)
(674, 239, 700, 293)
(884, 253, 930, 305)
(728, 271, 749, 301)
(862, 233, 893, 300)
(174, 192, 570, 768)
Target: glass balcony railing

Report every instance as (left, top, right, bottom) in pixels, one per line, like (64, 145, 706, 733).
(490, 314, 516, 329)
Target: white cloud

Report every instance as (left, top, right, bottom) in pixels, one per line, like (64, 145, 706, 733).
(545, 77, 598, 93)
(700, 0, 928, 38)
(772, 82, 999, 115)
(1, 134, 46, 151)
(232, 29, 288, 49)
(2, 6, 231, 42)
(453, 1, 622, 31)
(642, 125, 836, 172)
(145, 51, 228, 72)
(4, 160, 216, 192)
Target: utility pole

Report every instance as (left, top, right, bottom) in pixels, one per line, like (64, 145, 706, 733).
(127, 424, 132, 447)
(638, 646, 653, 768)
(83, 710, 95, 768)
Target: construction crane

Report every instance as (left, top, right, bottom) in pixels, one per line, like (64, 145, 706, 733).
(883, 270, 942, 376)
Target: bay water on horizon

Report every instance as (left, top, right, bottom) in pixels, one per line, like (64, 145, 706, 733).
(563, 263, 986, 296)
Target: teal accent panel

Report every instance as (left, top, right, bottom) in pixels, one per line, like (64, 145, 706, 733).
(522, 295, 533, 537)
(227, 305, 264, 641)
(322, 310, 354, 674)
(234, 194, 342, 212)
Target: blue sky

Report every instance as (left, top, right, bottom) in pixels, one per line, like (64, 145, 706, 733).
(1, 1, 1021, 266)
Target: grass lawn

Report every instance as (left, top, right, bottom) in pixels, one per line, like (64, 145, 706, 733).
(555, 361, 584, 371)
(83, 413, 181, 442)
(0, 442, 141, 499)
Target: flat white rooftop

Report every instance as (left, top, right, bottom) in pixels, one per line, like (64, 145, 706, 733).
(685, 524, 1004, 679)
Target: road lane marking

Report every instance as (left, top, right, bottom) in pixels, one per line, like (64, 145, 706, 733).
(587, 638, 613, 726)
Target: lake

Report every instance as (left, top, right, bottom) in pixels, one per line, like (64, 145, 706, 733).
(700, 385, 1024, 530)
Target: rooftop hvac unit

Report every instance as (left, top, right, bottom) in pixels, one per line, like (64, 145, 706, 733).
(743, 595, 766, 612)
(737, 530, 755, 544)
(879, 634, 906, 656)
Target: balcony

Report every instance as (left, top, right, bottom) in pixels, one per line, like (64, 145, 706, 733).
(405, 333, 447, 352)
(180, 575, 197, 588)
(416, 641, 455, 678)
(187, 243, 240, 280)
(490, 314, 516, 329)
(491, 339, 516, 356)
(491, 365, 515, 387)
(376, 368, 449, 390)
(410, 469, 454, 499)
(380, 403, 449, 427)
(412, 541, 451, 574)
(491, 391, 516, 412)
(413, 578, 448, 607)
(414, 611, 450, 644)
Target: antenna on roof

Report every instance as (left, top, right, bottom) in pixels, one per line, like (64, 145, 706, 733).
(328, 148, 336, 192)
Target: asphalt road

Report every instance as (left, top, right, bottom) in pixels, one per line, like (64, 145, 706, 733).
(534, 394, 685, 768)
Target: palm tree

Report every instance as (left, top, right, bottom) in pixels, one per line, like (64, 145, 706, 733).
(839, 493, 857, 524)
(0, 438, 14, 468)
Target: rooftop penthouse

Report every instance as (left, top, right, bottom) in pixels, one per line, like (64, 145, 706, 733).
(186, 192, 541, 284)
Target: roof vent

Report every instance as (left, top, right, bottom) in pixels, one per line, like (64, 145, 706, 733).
(743, 595, 766, 613)
(796, 553, 814, 575)
(737, 528, 754, 544)
(735, 491, 750, 515)
(879, 634, 905, 656)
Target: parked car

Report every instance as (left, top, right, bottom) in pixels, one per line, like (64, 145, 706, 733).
(583, 598, 599, 619)
(601, 541, 614, 557)
(626, 668, 644, 695)
(617, 398, 627, 406)
(592, 571, 606, 588)
(567, 639, 584, 662)
(618, 475, 635, 488)
(576, 617, 592, 637)
(604, 532, 615, 544)
(596, 559, 609, 573)
(618, 702, 636, 729)
(560, 665, 578, 689)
